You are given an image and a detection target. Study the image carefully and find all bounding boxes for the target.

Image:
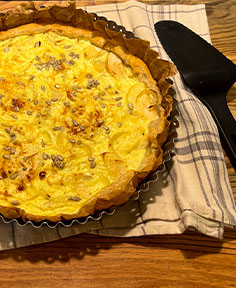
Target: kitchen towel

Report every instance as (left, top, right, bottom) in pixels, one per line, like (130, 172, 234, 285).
(0, 0, 236, 250)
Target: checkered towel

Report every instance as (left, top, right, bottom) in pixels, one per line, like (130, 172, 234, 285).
(0, 0, 235, 250)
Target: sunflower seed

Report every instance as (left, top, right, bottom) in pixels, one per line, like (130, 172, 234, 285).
(39, 171, 46, 179)
(27, 110, 32, 115)
(51, 154, 56, 161)
(68, 60, 75, 66)
(60, 53, 65, 58)
(79, 125, 85, 131)
(0, 94, 4, 98)
(10, 134, 16, 142)
(128, 103, 133, 110)
(41, 85, 46, 92)
(33, 100, 38, 105)
(10, 148, 16, 154)
(41, 140, 45, 147)
(17, 82, 24, 85)
(77, 86, 81, 90)
(51, 97, 58, 102)
(54, 160, 65, 169)
(10, 172, 18, 179)
(100, 103, 105, 109)
(4, 146, 11, 151)
(69, 138, 76, 144)
(72, 120, 79, 126)
(36, 113, 41, 118)
(11, 200, 19, 205)
(3, 154, 11, 160)
(64, 102, 70, 107)
(117, 102, 122, 107)
(93, 95, 99, 100)
(77, 140, 81, 145)
(68, 196, 81, 201)
(115, 97, 122, 101)
(56, 155, 64, 161)
(88, 157, 95, 162)
(90, 161, 96, 169)
(87, 78, 100, 89)
(42, 153, 49, 160)
(86, 73, 93, 79)
(5, 128, 11, 134)
(46, 100, 51, 106)
(98, 120, 104, 125)
(29, 75, 35, 80)
(72, 108, 76, 113)
(55, 84, 60, 89)
(35, 55, 41, 61)
(64, 45, 71, 49)
(53, 126, 61, 131)
(34, 41, 41, 48)
(103, 126, 110, 134)
(11, 114, 18, 119)
(69, 52, 75, 57)
(117, 122, 122, 128)
(100, 91, 105, 97)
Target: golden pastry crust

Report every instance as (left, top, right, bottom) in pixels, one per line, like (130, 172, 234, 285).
(0, 1, 176, 222)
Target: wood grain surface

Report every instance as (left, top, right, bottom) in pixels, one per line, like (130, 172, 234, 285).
(0, 1, 235, 288)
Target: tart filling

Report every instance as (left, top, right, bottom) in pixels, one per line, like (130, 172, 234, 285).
(0, 3, 176, 222)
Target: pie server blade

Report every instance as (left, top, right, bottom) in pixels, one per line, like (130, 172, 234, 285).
(154, 20, 236, 165)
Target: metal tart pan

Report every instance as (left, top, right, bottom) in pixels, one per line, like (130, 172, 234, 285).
(0, 11, 178, 229)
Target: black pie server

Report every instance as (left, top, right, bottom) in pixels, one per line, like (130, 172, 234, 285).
(154, 20, 236, 166)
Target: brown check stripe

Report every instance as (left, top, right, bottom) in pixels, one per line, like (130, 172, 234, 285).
(0, 1, 236, 250)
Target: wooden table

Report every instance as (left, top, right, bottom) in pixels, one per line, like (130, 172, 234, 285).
(0, 1, 236, 287)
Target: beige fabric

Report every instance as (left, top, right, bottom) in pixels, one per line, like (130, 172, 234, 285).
(0, 0, 235, 250)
